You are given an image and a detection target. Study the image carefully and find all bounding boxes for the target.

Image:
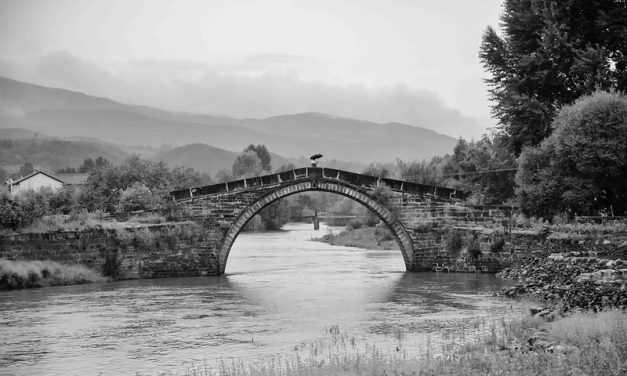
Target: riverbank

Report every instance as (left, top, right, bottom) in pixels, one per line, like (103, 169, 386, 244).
(0, 259, 105, 289)
(311, 226, 399, 250)
(169, 308, 626, 376)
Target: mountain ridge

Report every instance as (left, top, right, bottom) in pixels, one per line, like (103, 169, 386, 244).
(0, 76, 458, 163)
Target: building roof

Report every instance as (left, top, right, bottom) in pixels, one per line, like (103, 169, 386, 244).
(12, 170, 64, 185)
(11, 171, 89, 186)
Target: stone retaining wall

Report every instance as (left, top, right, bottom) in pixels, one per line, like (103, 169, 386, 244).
(0, 222, 221, 278)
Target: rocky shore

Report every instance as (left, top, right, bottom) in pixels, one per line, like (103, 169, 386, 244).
(499, 250, 627, 312)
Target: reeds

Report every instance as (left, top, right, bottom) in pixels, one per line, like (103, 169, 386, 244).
(0, 259, 105, 289)
(162, 310, 626, 376)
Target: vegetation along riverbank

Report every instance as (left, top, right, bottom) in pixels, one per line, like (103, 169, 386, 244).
(311, 226, 399, 251)
(0, 259, 105, 289)
(168, 309, 626, 376)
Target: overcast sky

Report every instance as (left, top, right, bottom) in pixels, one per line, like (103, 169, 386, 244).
(0, 0, 504, 138)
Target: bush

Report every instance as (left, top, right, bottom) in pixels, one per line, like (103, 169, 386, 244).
(467, 242, 482, 259)
(0, 195, 31, 230)
(369, 184, 400, 224)
(444, 229, 464, 257)
(347, 219, 362, 230)
(116, 183, 158, 212)
(374, 227, 394, 242)
(102, 251, 121, 278)
(490, 238, 506, 254)
(0, 259, 105, 289)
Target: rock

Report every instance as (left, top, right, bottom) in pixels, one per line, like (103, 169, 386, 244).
(529, 306, 545, 315)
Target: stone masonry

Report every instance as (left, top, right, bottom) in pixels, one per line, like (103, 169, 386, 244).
(171, 167, 513, 275)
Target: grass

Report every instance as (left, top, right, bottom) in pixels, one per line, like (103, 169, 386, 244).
(0, 258, 106, 289)
(12, 211, 172, 234)
(158, 309, 626, 376)
(312, 226, 399, 250)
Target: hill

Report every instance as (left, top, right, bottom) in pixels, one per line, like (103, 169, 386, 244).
(0, 76, 459, 163)
(0, 138, 129, 173)
(151, 143, 360, 175)
(152, 144, 239, 175)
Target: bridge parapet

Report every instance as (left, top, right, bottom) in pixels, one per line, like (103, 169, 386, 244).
(170, 167, 468, 202)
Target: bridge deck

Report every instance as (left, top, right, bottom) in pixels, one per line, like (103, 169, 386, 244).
(171, 167, 468, 201)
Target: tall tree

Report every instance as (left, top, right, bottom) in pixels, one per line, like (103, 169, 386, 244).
(232, 150, 263, 178)
(19, 162, 34, 177)
(244, 144, 272, 172)
(480, 0, 627, 154)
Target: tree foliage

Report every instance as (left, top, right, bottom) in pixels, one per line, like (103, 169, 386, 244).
(244, 144, 272, 172)
(362, 163, 392, 178)
(116, 183, 158, 212)
(232, 150, 263, 178)
(19, 162, 34, 177)
(480, 0, 627, 154)
(257, 200, 291, 230)
(516, 91, 627, 218)
(79, 155, 209, 212)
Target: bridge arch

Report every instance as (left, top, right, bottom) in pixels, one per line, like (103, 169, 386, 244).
(218, 178, 415, 274)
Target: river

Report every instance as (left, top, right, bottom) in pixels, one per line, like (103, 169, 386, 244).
(0, 223, 526, 375)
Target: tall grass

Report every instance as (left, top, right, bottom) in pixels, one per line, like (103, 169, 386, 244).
(161, 310, 626, 376)
(0, 259, 105, 289)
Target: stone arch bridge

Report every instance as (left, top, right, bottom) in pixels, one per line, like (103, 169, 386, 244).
(170, 167, 511, 275)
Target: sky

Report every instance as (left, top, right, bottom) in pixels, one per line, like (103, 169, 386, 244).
(0, 0, 504, 138)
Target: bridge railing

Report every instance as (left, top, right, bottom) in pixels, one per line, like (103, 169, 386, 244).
(170, 167, 468, 201)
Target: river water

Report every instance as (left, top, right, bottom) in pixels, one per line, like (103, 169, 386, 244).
(0, 223, 526, 376)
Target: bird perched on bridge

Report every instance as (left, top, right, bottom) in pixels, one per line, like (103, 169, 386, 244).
(310, 153, 323, 167)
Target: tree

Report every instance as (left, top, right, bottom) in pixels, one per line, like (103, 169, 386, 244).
(275, 163, 296, 173)
(19, 162, 34, 177)
(449, 135, 517, 204)
(78, 155, 198, 212)
(116, 183, 158, 212)
(257, 200, 291, 230)
(232, 150, 263, 178)
(0, 195, 30, 230)
(214, 169, 233, 183)
(244, 144, 272, 172)
(79, 158, 95, 173)
(362, 163, 391, 178)
(516, 91, 627, 218)
(480, 0, 627, 154)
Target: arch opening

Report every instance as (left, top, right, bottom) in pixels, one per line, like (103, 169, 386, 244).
(218, 178, 414, 274)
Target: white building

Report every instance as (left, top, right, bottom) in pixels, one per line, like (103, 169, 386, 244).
(5, 171, 88, 197)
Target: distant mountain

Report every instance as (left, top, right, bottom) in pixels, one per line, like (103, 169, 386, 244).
(0, 76, 458, 163)
(150, 143, 353, 176)
(0, 138, 129, 172)
(152, 143, 239, 175)
(0, 127, 52, 140)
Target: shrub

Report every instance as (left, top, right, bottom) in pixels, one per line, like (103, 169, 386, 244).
(467, 241, 482, 259)
(444, 229, 464, 256)
(0, 259, 104, 289)
(374, 227, 395, 242)
(0, 195, 31, 230)
(490, 238, 506, 254)
(116, 183, 158, 212)
(369, 184, 400, 223)
(102, 251, 121, 277)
